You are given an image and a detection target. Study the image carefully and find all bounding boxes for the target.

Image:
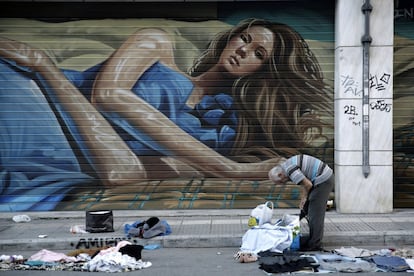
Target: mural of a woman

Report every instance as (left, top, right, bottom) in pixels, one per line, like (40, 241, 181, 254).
(0, 18, 332, 210)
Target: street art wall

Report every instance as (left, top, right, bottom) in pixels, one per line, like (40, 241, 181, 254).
(0, 1, 412, 211)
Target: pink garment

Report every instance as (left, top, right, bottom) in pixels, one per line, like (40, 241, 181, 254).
(98, 240, 132, 256)
(28, 249, 77, 263)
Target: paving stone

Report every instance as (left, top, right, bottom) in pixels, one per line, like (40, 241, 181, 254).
(0, 210, 413, 251)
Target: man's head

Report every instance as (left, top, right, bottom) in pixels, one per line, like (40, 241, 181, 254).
(268, 165, 289, 184)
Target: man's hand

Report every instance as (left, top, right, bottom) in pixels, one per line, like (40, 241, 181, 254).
(299, 188, 308, 210)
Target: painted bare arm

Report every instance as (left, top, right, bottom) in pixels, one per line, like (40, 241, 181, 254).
(92, 29, 284, 179)
(94, 87, 283, 179)
(0, 37, 146, 186)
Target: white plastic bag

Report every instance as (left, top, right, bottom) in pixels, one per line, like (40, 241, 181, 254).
(248, 201, 274, 227)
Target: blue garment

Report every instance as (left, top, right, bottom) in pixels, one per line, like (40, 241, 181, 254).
(371, 256, 410, 272)
(0, 58, 94, 211)
(124, 218, 172, 238)
(314, 254, 377, 273)
(0, 58, 237, 211)
(62, 62, 237, 156)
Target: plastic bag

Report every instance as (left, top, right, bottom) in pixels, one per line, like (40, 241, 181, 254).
(248, 201, 274, 227)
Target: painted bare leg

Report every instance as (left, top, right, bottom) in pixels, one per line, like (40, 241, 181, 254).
(0, 37, 147, 186)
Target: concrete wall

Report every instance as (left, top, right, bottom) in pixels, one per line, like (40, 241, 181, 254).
(335, 0, 394, 213)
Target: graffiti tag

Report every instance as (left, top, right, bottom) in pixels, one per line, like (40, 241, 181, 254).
(341, 75, 362, 96)
(71, 237, 143, 249)
(344, 105, 361, 126)
(369, 73, 391, 92)
(370, 99, 392, 112)
(341, 72, 391, 95)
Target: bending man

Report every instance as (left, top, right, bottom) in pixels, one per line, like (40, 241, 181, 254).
(269, 154, 334, 251)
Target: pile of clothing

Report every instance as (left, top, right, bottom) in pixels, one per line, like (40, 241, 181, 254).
(0, 241, 152, 272)
(1, 241, 152, 272)
(244, 246, 414, 274)
(81, 241, 152, 272)
(1, 216, 172, 272)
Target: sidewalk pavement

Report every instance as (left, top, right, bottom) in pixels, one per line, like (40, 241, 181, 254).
(0, 208, 414, 254)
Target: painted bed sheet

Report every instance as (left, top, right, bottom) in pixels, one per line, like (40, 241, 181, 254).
(0, 59, 95, 211)
(0, 59, 237, 211)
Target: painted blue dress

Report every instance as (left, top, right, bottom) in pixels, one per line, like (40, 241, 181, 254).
(0, 58, 237, 211)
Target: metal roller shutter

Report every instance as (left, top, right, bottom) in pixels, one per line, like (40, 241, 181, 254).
(393, 0, 414, 208)
(0, 1, 335, 211)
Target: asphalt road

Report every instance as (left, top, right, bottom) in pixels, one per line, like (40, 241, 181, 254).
(1, 247, 413, 276)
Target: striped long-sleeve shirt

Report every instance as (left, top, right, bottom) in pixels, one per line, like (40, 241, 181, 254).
(280, 154, 333, 186)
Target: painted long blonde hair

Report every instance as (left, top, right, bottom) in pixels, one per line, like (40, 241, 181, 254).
(189, 18, 333, 161)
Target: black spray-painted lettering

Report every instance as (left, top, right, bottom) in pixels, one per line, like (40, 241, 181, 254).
(344, 105, 358, 116)
(370, 100, 392, 112)
(369, 73, 391, 92)
(74, 237, 139, 249)
(344, 105, 361, 127)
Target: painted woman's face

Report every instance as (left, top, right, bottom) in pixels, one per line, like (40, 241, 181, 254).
(219, 26, 275, 78)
